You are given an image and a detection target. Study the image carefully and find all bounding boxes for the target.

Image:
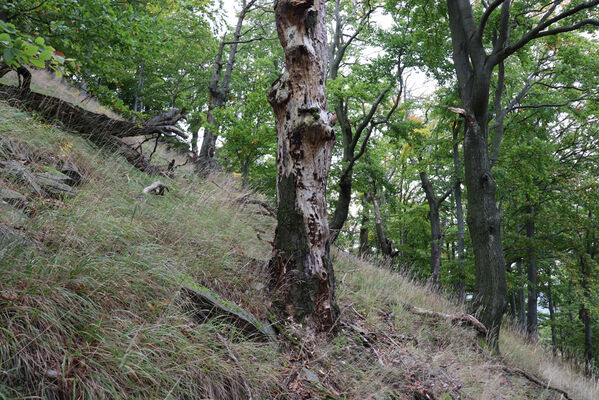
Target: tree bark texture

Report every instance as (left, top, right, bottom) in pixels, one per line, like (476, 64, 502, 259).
(452, 122, 466, 302)
(446, 0, 507, 344)
(268, 0, 338, 331)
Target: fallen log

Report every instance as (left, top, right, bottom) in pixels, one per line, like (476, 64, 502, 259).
(402, 303, 488, 336)
(234, 193, 276, 218)
(0, 84, 188, 141)
(0, 66, 187, 176)
(499, 366, 572, 400)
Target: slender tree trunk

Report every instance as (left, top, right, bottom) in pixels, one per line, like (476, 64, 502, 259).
(546, 278, 558, 359)
(517, 260, 526, 332)
(241, 161, 250, 188)
(580, 249, 593, 374)
(420, 173, 442, 288)
(133, 61, 144, 116)
(453, 122, 466, 302)
(199, 0, 255, 169)
(268, 0, 338, 331)
(525, 203, 537, 340)
(371, 191, 396, 260)
(330, 163, 353, 241)
(359, 196, 370, 256)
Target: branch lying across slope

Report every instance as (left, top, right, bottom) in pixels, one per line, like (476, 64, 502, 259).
(0, 82, 186, 175)
(498, 366, 572, 400)
(234, 193, 276, 218)
(402, 303, 488, 336)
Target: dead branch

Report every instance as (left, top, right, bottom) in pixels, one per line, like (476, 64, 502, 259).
(402, 303, 488, 336)
(500, 366, 572, 400)
(142, 181, 170, 196)
(234, 193, 276, 218)
(0, 82, 184, 175)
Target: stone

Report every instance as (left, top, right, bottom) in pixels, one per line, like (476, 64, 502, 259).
(181, 285, 277, 341)
(34, 171, 76, 198)
(58, 159, 83, 186)
(0, 186, 27, 208)
(0, 161, 42, 195)
(300, 367, 320, 384)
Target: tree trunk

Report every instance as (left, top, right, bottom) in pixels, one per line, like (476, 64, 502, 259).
(525, 203, 537, 340)
(330, 163, 352, 241)
(453, 122, 466, 302)
(241, 161, 250, 188)
(198, 0, 255, 169)
(580, 251, 593, 374)
(546, 278, 558, 359)
(133, 61, 144, 116)
(447, 0, 506, 346)
(267, 0, 338, 331)
(371, 191, 396, 260)
(359, 196, 370, 256)
(420, 172, 442, 288)
(516, 259, 526, 332)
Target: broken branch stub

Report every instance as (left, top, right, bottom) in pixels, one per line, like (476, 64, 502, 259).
(403, 303, 488, 336)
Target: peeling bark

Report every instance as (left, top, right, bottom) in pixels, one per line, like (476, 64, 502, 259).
(268, 0, 338, 331)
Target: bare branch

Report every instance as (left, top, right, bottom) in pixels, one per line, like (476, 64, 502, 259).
(477, 0, 506, 38)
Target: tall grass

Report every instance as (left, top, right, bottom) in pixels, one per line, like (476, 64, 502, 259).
(0, 102, 279, 399)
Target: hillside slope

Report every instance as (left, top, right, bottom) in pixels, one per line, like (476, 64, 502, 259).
(0, 100, 597, 399)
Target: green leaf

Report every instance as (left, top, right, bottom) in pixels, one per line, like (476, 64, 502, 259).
(3, 47, 15, 63)
(39, 50, 52, 62)
(0, 33, 10, 45)
(34, 36, 44, 46)
(23, 43, 38, 57)
(31, 58, 45, 68)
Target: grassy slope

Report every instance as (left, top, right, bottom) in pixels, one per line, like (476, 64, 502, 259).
(0, 100, 597, 399)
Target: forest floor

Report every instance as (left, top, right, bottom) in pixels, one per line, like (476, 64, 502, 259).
(0, 93, 598, 399)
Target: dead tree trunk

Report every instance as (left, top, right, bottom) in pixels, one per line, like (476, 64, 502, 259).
(267, 0, 338, 331)
(0, 69, 186, 175)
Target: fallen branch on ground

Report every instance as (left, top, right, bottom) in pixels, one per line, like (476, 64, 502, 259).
(402, 303, 487, 336)
(0, 66, 187, 176)
(499, 366, 571, 400)
(234, 193, 276, 217)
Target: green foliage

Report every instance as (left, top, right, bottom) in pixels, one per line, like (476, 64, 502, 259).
(0, 21, 68, 73)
